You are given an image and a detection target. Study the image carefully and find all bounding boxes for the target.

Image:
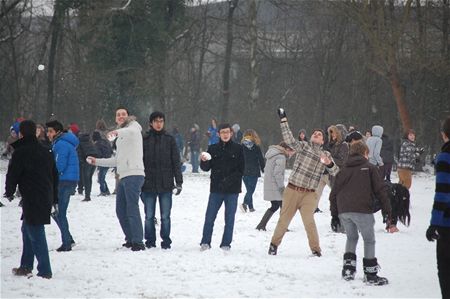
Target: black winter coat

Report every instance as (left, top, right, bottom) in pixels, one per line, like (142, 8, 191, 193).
(142, 129, 183, 193)
(5, 136, 59, 225)
(78, 133, 99, 160)
(242, 144, 265, 177)
(380, 134, 395, 164)
(94, 138, 113, 159)
(201, 140, 245, 193)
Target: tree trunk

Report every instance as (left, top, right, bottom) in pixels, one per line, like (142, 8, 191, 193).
(220, 0, 238, 122)
(47, 0, 65, 119)
(248, 0, 259, 111)
(389, 65, 411, 133)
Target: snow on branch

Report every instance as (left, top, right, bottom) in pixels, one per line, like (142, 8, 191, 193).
(110, 0, 132, 11)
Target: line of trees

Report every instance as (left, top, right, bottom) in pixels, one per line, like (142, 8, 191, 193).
(1, 0, 449, 157)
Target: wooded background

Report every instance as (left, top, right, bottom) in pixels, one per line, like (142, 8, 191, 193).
(1, 0, 449, 158)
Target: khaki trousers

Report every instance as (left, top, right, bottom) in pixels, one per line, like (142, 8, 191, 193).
(397, 168, 412, 189)
(271, 187, 320, 252)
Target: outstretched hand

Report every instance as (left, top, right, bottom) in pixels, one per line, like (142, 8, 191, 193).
(277, 108, 287, 120)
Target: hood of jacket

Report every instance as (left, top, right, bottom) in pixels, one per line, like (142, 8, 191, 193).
(265, 145, 284, 159)
(345, 153, 368, 167)
(371, 125, 384, 138)
(119, 116, 139, 129)
(56, 131, 79, 147)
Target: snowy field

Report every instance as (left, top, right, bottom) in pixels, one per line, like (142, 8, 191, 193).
(0, 160, 441, 298)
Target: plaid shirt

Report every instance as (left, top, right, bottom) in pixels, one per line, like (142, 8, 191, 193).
(281, 121, 339, 190)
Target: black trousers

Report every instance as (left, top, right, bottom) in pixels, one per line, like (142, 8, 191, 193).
(269, 201, 282, 213)
(437, 228, 450, 299)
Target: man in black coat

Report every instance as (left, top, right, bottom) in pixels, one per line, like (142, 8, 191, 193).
(199, 123, 245, 251)
(380, 133, 395, 182)
(4, 120, 58, 279)
(78, 132, 99, 201)
(141, 111, 183, 249)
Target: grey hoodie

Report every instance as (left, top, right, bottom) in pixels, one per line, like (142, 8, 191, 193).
(263, 145, 287, 202)
(367, 125, 384, 166)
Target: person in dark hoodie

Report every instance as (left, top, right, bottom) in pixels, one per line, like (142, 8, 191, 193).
(199, 123, 245, 251)
(329, 141, 392, 285)
(380, 133, 394, 182)
(426, 116, 450, 299)
(140, 111, 183, 249)
(5, 120, 58, 279)
(92, 131, 113, 196)
(46, 120, 79, 252)
(77, 132, 99, 201)
(240, 129, 265, 213)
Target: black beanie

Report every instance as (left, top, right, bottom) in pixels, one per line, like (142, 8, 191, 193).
(19, 120, 37, 138)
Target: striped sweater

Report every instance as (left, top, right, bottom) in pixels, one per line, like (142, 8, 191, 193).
(281, 122, 339, 190)
(431, 141, 450, 228)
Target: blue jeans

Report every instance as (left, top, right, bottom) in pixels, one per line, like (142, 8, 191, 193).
(20, 221, 52, 276)
(140, 192, 172, 247)
(243, 176, 258, 209)
(116, 176, 145, 244)
(191, 150, 199, 173)
(201, 193, 238, 247)
(97, 167, 110, 194)
(54, 182, 76, 247)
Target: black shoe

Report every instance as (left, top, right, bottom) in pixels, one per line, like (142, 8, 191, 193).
(268, 243, 278, 255)
(312, 250, 322, 257)
(37, 273, 52, 279)
(70, 239, 76, 248)
(145, 241, 156, 249)
(82, 197, 91, 202)
(12, 267, 32, 276)
(364, 274, 389, 286)
(314, 208, 322, 213)
(249, 208, 256, 212)
(56, 245, 72, 252)
(131, 243, 146, 251)
(122, 241, 132, 248)
(161, 244, 171, 250)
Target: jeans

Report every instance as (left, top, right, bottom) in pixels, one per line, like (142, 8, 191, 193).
(140, 192, 172, 247)
(201, 193, 238, 247)
(243, 176, 258, 209)
(191, 150, 199, 173)
(437, 229, 450, 299)
(54, 182, 76, 247)
(81, 162, 95, 197)
(20, 221, 52, 276)
(339, 212, 376, 259)
(116, 175, 145, 244)
(97, 166, 110, 194)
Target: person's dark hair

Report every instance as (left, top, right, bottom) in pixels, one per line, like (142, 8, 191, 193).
(345, 130, 364, 143)
(92, 131, 102, 142)
(115, 106, 129, 115)
(442, 117, 450, 138)
(311, 128, 325, 141)
(279, 141, 292, 150)
(217, 123, 232, 132)
(149, 111, 165, 123)
(20, 120, 37, 138)
(45, 120, 64, 133)
(350, 140, 369, 156)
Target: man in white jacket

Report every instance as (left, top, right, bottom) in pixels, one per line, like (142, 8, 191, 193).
(86, 107, 146, 251)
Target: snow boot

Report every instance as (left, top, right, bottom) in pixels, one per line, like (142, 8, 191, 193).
(268, 243, 278, 255)
(256, 209, 274, 231)
(342, 252, 356, 281)
(363, 258, 389, 285)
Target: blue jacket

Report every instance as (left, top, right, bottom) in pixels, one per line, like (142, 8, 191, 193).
(52, 132, 80, 182)
(431, 141, 450, 228)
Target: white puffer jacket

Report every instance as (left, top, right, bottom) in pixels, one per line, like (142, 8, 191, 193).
(95, 117, 145, 178)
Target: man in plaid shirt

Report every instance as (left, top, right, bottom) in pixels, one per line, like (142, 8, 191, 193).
(268, 108, 339, 257)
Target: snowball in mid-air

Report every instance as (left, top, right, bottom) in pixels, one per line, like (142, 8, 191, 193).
(38, 64, 45, 71)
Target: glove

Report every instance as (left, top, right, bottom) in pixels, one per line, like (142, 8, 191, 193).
(331, 216, 340, 232)
(173, 185, 182, 196)
(51, 204, 59, 218)
(426, 225, 439, 241)
(277, 107, 287, 119)
(278, 187, 285, 195)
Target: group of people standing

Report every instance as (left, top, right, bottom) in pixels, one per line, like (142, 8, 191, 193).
(3, 107, 449, 297)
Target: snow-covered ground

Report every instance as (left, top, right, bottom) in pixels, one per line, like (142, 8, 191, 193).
(0, 160, 441, 298)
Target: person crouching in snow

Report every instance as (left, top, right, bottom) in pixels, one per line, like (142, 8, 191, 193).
(329, 140, 392, 285)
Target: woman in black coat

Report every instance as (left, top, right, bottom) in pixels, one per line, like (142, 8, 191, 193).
(240, 129, 265, 213)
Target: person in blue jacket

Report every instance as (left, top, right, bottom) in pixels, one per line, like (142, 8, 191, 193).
(46, 120, 79, 252)
(426, 116, 450, 299)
